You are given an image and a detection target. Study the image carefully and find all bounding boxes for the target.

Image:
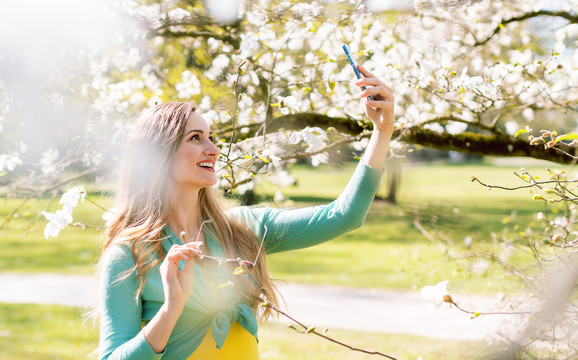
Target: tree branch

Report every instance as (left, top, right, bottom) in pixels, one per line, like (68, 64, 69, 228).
(218, 113, 576, 164)
(400, 126, 574, 164)
(474, 10, 578, 46)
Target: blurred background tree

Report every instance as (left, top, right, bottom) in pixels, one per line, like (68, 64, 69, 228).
(1, 0, 576, 202)
(0, 0, 577, 358)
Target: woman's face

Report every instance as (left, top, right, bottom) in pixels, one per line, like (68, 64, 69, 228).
(170, 112, 220, 192)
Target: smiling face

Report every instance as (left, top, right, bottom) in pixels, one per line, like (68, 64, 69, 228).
(169, 111, 220, 193)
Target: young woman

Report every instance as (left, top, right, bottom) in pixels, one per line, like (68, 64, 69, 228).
(98, 65, 394, 360)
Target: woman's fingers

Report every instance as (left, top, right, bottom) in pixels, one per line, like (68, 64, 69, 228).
(355, 65, 393, 92)
(365, 99, 395, 110)
(360, 86, 394, 102)
(355, 77, 393, 93)
(166, 243, 202, 267)
(357, 64, 375, 78)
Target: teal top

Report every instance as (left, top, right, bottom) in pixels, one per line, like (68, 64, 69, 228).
(98, 160, 384, 360)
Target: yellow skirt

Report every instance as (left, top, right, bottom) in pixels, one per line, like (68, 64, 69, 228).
(187, 322, 258, 359)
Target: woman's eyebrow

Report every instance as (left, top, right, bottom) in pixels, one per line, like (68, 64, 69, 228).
(185, 129, 213, 136)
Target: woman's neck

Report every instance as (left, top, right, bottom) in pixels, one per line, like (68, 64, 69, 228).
(167, 187, 202, 243)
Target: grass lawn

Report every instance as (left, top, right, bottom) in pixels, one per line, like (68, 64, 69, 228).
(257, 159, 566, 295)
(0, 303, 486, 360)
(0, 159, 564, 294)
(0, 195, 107, 274)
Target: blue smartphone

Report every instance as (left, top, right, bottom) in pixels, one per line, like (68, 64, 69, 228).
(342, 44, 372, 101)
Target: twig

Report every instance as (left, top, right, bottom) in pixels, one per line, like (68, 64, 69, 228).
(85, 196, 109, 212)
(470, 176, 578, 191)
(235, 286, 399, 359)
(543, 250, 578, 262)
(69, 222, 105, 230)
(263, 300, 399, 359)
(445, 297, 533, 317)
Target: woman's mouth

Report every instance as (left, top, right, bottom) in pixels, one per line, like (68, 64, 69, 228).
(197, 161, 215, 172)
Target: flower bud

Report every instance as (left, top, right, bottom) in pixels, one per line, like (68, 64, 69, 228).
(552, 234, 562, 242)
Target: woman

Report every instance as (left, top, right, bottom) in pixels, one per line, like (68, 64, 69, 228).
(98, 65, 394, 360)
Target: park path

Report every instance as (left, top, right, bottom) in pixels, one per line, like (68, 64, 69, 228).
(0, 273, 519, 341)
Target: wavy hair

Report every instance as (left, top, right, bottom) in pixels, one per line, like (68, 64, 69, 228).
(101, 102, 279, 320)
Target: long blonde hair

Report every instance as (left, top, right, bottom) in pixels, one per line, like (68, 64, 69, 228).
(102, 102, 279, 320)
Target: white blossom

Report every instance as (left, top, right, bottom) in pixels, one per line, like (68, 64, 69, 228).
(259, 148, 281, 167)
(147, 96, 163, 107)
(522, 108, 534, 122)
(0, 152, 22, 172)
(273, 191, 286, 203)
(267, 170, 296, 188)
(60, 186, 86, 213)
(168, 8, 190, 21)
(445, 121, 468, 135)
(236, 180, 254, 195)
(471, 260, 490, 275)
(206, 0, 240, 23)
(504, 121, 519, 136)
(41, 210, 73, 240)
(536, 212, 545, 221)
(454, 67, 483, 91)
(128, 91, 147, 107)
(289, 127, 328, 153)
(240, 33, 259, 59)
(202, 110, 219, 125)
(421, 280, 451, 308)
(102, 208, 118, 226)
(175, 70, 201, 99)
(552, 216, 568, 227)
(39, 147, 59, 175)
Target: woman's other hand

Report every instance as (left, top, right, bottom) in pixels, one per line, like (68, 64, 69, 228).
(354, 64, 395, 137)
(159, 242, 202, 310)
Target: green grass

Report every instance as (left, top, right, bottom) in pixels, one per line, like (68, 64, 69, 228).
(0, 160, 564, 294)
(0, 303, 98, 360)
(0, 303, 486, 360)
(256, 160, 565, 294)
(0, 195, 106, 273)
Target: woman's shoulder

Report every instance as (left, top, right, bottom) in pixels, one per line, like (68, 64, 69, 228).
(100, 242, 136, 276)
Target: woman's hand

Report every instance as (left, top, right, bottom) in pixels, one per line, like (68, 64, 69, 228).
(352, 64, 395, 170)
(159, 242, 202, 310)
(143, 242, 202, 353)
(354, 64, 395, 137)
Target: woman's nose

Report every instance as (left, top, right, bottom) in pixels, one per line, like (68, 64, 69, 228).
(204, 140, 219, 156)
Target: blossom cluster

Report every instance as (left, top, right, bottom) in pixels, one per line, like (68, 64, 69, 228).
(41, 186, 86, 239)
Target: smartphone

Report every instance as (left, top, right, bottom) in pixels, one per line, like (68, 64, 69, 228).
(342, 44, 372, 101)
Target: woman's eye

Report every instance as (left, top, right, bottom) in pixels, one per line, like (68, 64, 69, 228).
(190, 134, 200, 141)
(209, 136, 214, 143)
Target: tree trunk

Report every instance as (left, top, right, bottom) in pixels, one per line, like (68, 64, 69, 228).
(386, 158, 401, 204)
(375, 157, 401, 203)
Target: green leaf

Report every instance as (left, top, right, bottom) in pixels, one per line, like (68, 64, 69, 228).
(233, 266, 245, 275)
(554, 133, 578, 143)
(470, 312, 480, 319)
(514, 129, 528, 137)
(328, 80, 335, 92)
